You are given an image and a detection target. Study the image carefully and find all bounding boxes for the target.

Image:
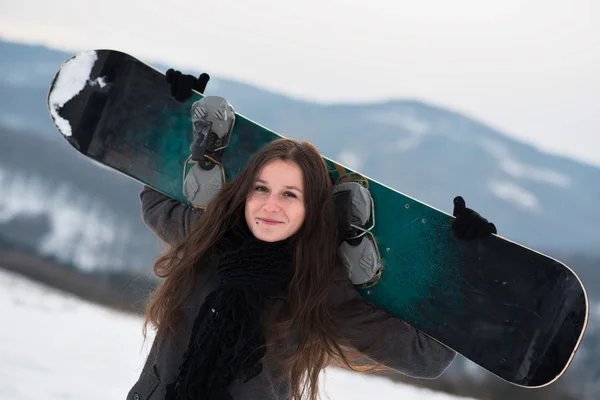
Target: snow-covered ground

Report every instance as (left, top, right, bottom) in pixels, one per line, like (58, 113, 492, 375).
(0, 268, 474, 400)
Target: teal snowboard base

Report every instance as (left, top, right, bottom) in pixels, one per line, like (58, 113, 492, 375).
(46, 49, 588, 388)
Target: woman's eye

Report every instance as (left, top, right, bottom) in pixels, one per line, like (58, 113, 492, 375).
(253, 185, 297, 199)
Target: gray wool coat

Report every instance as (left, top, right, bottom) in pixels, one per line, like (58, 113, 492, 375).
(126, 186, 456, 400)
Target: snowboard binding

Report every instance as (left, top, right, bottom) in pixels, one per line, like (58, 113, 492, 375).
(333, 176, 384, 288)
(183, 96, 235, 208)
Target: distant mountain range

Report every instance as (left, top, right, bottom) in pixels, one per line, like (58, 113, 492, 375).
(1, 40, 600, 276)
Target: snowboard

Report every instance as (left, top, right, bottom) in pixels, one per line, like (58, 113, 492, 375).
(46, 49, 588, 388)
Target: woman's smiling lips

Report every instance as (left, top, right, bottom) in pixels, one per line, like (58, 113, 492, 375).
(258, 218, 282, 225)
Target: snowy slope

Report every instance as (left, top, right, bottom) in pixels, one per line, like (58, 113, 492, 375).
(0, 268, 475, 400)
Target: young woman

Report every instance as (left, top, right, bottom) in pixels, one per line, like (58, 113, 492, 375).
(126, 73, 497, 400)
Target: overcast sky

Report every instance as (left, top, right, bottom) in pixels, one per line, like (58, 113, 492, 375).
(2, 0, 599, 167)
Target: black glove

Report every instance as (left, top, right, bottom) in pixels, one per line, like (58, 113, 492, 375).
(165, 69, 210, 102)
(452, 196, 497, 241)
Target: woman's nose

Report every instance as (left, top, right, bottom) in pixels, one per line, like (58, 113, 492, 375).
(263, 194, 281, 211)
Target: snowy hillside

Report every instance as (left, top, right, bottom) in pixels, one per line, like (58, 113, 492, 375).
(0, 166, 155, 272)
(0, 268, 475, 400)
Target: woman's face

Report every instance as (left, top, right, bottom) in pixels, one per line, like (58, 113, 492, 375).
(245, 159, 306, 242)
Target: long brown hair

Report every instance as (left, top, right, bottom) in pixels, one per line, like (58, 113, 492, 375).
(143, 138, 387, 399)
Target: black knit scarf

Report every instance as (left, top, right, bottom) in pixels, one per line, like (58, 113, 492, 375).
(165, 217, 295, 400)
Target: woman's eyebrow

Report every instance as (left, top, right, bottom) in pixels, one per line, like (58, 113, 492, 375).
(256, 179, 303, 193)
